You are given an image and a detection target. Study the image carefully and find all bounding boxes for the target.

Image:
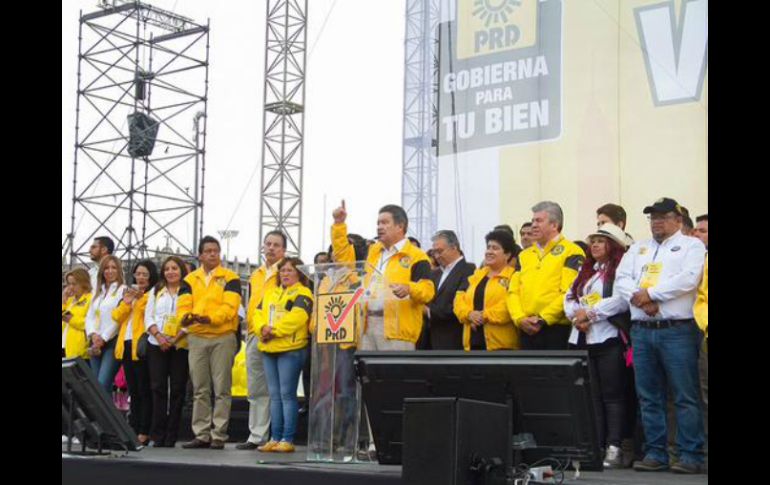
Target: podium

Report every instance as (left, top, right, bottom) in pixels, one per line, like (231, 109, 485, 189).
(299, 261, 405, 462)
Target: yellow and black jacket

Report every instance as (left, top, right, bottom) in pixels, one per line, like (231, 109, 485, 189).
(694, 253, 708, 339)
(255, 282, 313, 353)
(113, 293, 149, 361)
(177, 266, 242, 338)
(507, 235, 585, 327)
(331, 223, 435, 343)
(62, 293, 92, 359)
(454, 266, 519, 351)
(246, 261, 281, 336)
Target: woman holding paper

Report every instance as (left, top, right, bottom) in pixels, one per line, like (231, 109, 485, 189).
(255, 257, 313, 453)
(144, 256, 190, 447)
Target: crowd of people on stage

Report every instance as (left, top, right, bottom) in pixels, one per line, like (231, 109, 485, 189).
(62, 196, 708, 475)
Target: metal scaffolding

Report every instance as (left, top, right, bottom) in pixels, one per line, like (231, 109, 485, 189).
(258, 0, 308, 258)
(65, 0, 210, 269)
(401, 0, 441, 247)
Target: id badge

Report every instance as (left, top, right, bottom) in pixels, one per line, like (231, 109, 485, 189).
(269, 304, 287, 327)
(580, 293, 601, 308)
(639, 262, 663, 289)
(164, 315, 180, 336)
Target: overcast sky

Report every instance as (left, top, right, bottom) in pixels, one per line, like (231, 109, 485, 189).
(62, 0, 406, 265)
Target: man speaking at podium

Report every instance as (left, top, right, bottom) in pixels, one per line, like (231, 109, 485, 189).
(331, 200, 435, 351)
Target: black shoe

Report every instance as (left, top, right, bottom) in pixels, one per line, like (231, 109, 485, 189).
(633, 458, 669, 472)
(182, 438, 211, 449)
(210, 439, 225, 450)
(235, 441, 259, 450)
(671, 462, 704, 474)
(164, 440, 176, 448)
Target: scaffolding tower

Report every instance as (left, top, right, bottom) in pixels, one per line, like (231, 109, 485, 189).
(258, 0, 308, 258)
(65, 0, 210, 269)
(401, 0, 441, 247)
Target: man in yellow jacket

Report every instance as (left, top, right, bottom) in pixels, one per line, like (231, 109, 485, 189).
(235, 230, 286, 450)
(331, 201, 435, 350)
(507, 201, 585, 350)
(177, 235, 242, 450)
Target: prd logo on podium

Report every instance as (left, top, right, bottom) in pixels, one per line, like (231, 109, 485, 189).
(316, 287, 363, 344)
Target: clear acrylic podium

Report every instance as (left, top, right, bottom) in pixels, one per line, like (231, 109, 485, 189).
(299, 261, 403, 463)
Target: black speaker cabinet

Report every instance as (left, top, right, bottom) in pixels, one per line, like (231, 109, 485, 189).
(402, 397, 511, 485)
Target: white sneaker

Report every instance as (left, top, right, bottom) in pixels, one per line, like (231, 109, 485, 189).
(604, 445, 623, 468)
(62, 435, 81, 445)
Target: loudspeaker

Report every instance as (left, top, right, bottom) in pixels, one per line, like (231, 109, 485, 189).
(127, 112, 160, 158)
(402, 397, 511, 485)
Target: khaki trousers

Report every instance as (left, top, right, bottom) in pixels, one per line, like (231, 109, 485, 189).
(188, 333, 238, 442)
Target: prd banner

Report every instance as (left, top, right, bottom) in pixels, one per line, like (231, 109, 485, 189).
(438, 0, 562, 154)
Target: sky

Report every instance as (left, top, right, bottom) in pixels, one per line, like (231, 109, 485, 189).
(62, 0, 407, 266)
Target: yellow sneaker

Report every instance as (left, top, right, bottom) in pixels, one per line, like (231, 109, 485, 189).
(274, 441, 296, 453)
(257, 440, 280, 452)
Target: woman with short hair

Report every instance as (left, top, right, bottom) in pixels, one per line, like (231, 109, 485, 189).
(454, 230, 519, 351)
(62, 268, 93, 359)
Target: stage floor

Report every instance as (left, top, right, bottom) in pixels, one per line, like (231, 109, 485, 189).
(62, 444, 707, 485)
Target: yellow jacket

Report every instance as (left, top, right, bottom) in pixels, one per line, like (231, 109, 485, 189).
(455, 266, 519, 351)
(113, 293, 149, 361)
(177, 266, 242, 338)
(62, 293, 92, 359)
(255, 282, 312, 353)
(694, 254, 708, 338)
(507, 235, 585, 327)
(332, 223, 435, 343)
(246, 261, 281, 335)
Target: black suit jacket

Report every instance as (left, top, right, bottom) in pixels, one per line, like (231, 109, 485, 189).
(427, 259, 477, 350)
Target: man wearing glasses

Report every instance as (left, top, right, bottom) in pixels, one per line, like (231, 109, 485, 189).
(615, 198, 706, 474)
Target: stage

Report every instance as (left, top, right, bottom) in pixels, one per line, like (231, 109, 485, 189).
(62, 444, 707, 485)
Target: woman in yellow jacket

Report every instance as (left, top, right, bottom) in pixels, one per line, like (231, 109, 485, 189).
(454, 229, 520, 351)
(62, 268, 93, 359)
(255, 257, 313, 453)
(112, 259, 159, 446)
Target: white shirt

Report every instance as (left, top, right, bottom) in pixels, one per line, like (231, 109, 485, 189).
(125, 316, 133, 341)
(615, 231, 706, 321)
(376, 238, 408, 273)
(564, 263, 628, 345)
(144, 286, 179, 346)
(438, 256, 464, 291)
(88, 266, 99, 295)
(369, 238, 408, 312)
(85, 282, 126, 341)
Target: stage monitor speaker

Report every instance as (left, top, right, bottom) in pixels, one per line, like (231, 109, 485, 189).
(402, 397, 511, 485)
(127, 112, 160, 158)
(62, 357, 141, 453)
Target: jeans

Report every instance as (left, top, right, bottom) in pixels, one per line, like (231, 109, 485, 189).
(89, 337, 120, 396)
(631, 321, 704, 465)
(263, 347, 308, 443)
